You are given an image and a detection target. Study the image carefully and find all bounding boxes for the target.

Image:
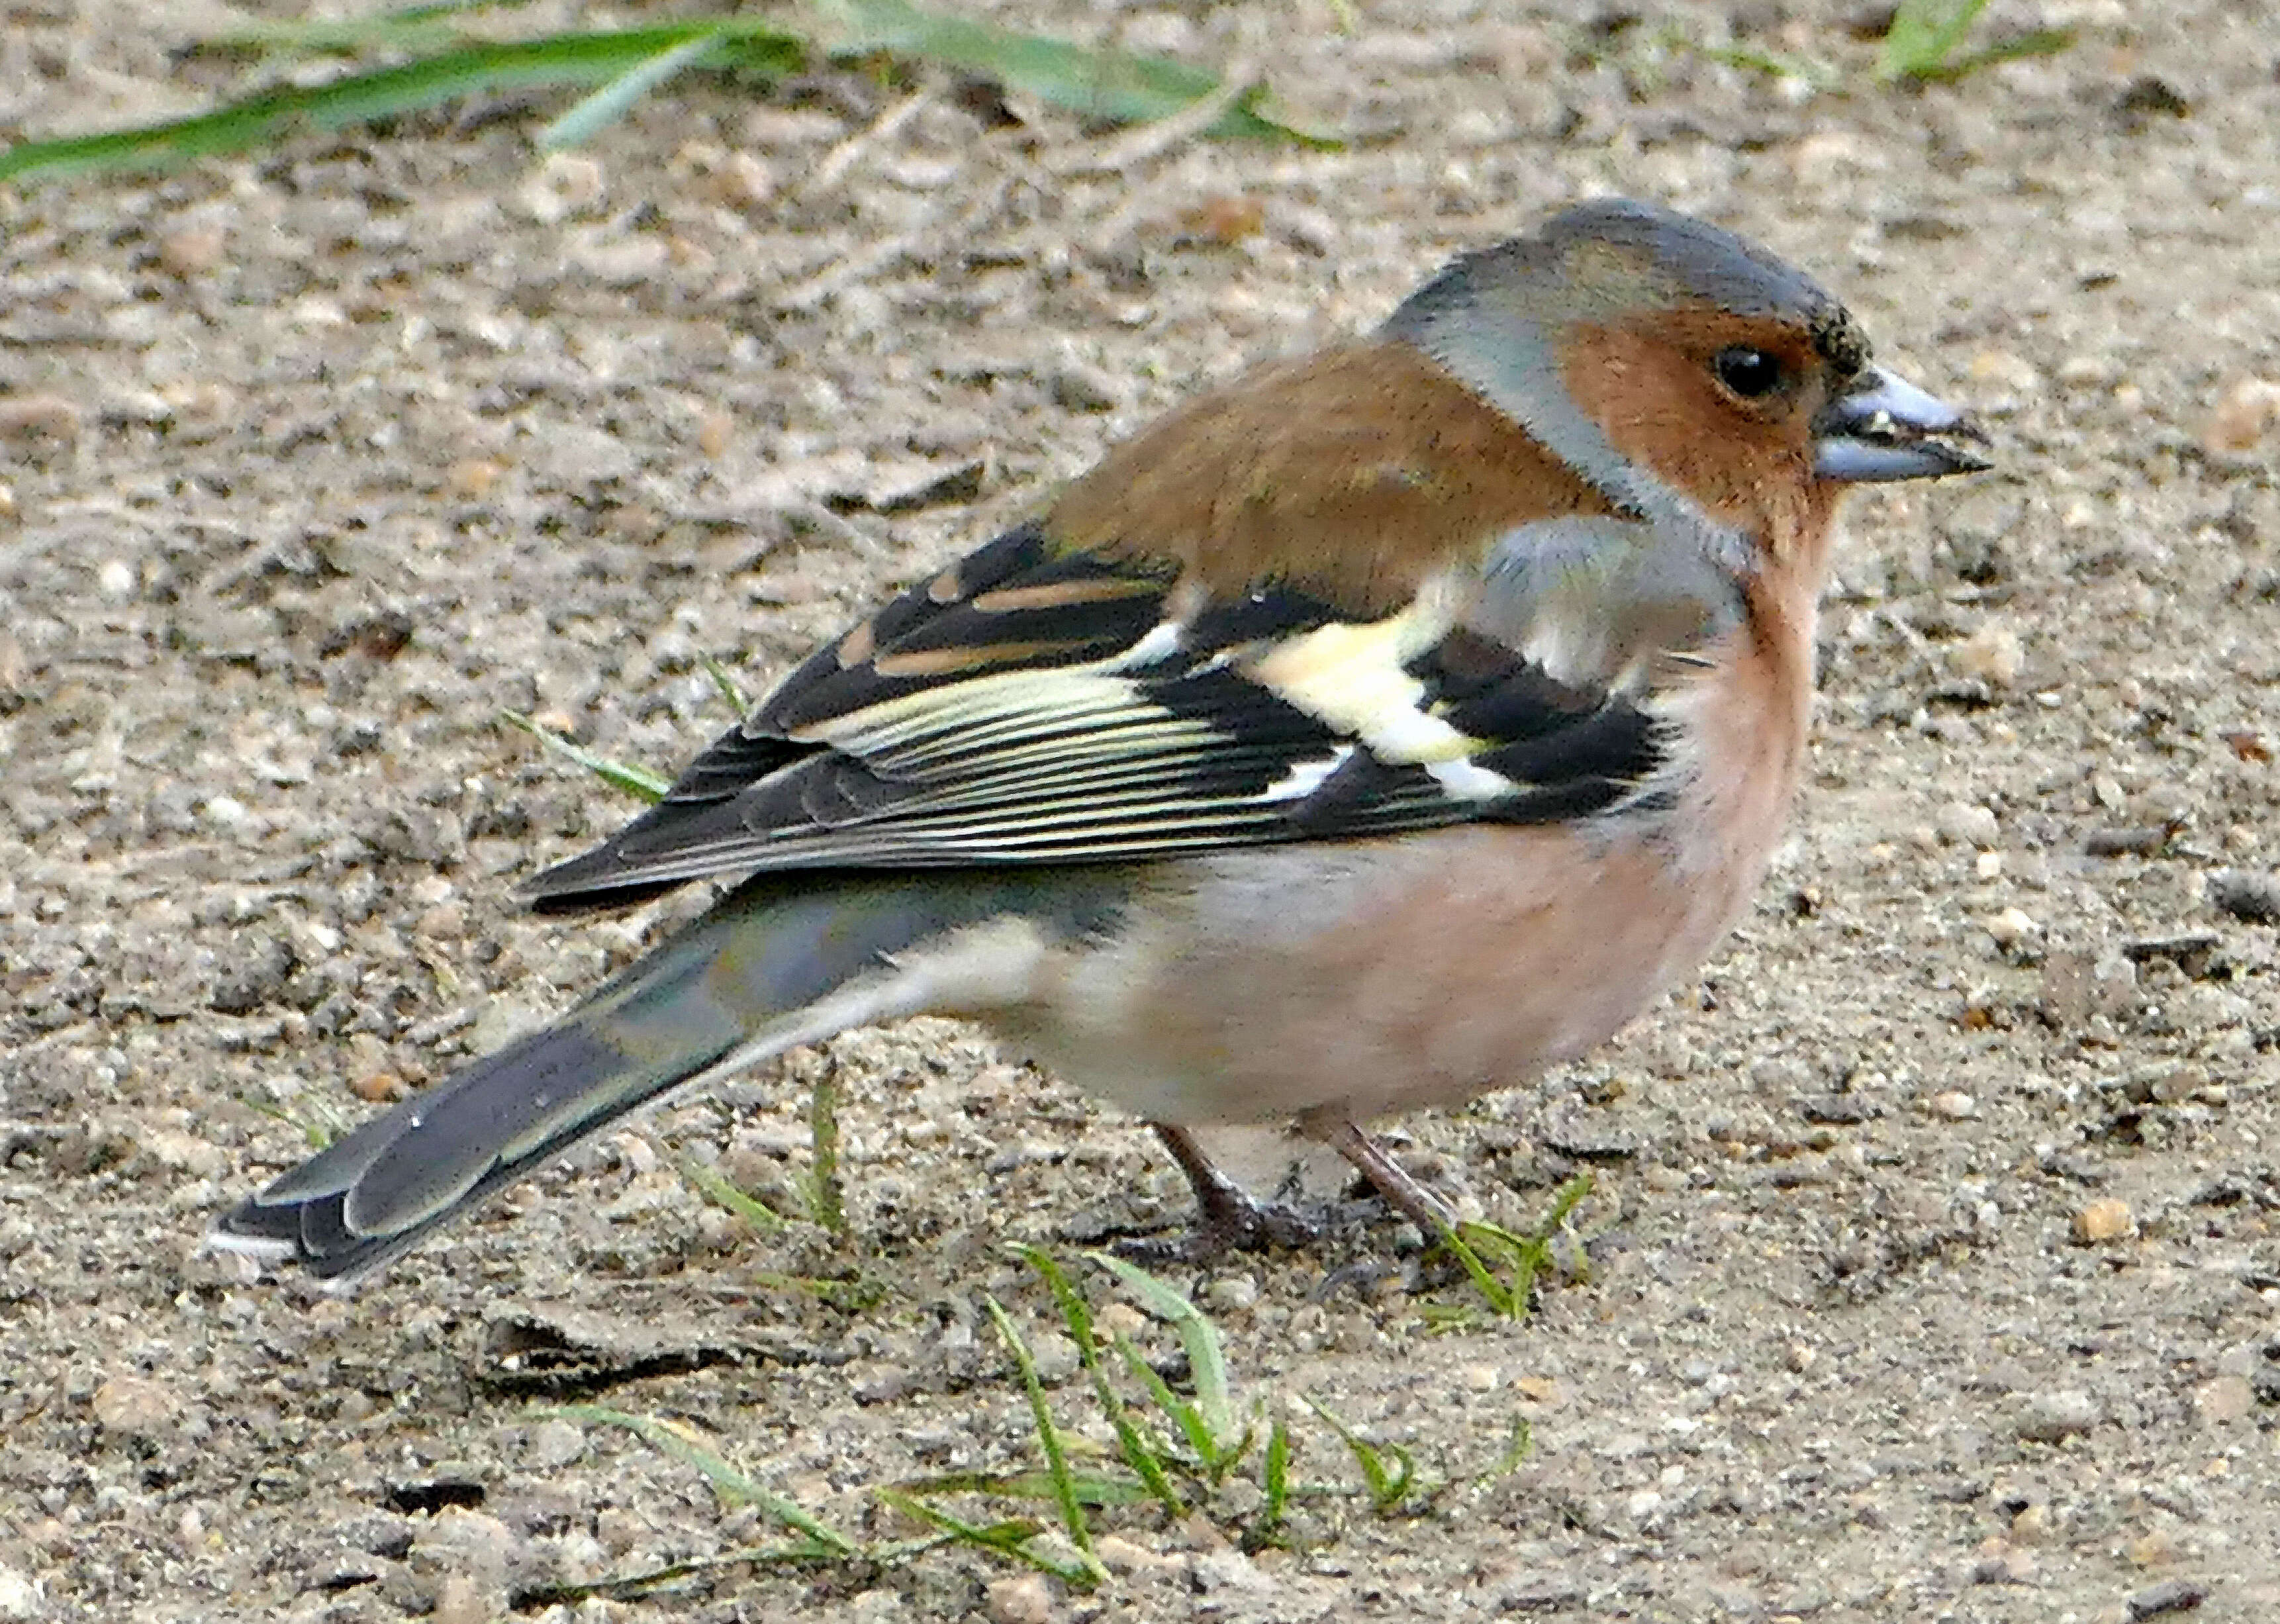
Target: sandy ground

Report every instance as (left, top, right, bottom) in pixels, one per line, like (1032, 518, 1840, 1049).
(5, 1, 2280, 1619)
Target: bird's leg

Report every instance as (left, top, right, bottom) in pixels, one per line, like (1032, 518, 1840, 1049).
(1302, 1112, 1462, 1235)
(1114, 1122, 1325, 1262)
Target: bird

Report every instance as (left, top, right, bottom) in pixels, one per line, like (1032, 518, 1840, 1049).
(211, 197, 1987, 1286)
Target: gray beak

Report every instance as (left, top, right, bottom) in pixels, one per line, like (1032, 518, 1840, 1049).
(1813, 365, 1990, 483)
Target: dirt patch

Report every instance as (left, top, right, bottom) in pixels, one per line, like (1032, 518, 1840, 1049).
(5, 2, 2279, 1619)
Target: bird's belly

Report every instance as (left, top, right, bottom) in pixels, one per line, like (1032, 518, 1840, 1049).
(1002, 818, 1778, 1126)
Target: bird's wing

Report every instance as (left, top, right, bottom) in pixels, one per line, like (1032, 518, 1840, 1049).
(524, 518, 1674, 910)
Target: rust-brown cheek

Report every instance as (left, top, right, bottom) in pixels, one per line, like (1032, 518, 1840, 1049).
(1555, 320, 1836, 568)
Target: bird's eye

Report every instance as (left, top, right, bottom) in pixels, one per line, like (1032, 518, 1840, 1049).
(1713, 346, 1785, 399)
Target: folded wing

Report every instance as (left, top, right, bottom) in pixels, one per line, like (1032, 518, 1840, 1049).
(525, 519, 1672, 911)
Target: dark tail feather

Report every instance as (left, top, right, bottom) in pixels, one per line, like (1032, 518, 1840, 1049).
(209, 870, 1122, 1285)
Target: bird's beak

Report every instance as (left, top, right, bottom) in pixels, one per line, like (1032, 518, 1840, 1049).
(1813, 365, 1990, 483)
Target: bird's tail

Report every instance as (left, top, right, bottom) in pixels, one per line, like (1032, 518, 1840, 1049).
(209, 870, 1123, 1286)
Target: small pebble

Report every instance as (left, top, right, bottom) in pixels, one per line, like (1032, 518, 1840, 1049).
(2192, 1376, 2254, 1424)
(2209, 869, 2280, 924)
(2016, 1389, 2099, 1443)
(1205, 1274, 1259, 1314)
(1049, 358, 1125, 414)
(2203, 375, 2280, 454)
(1926, 1090, 1977, 1120)
(696, 406, 735, 459)
(985, 1572, 1055, 1624)
(1192, 1549, 1270, 1594)
(92, 1375, 181, 1433)
(593, 1506, 644, 1555)
(140, 1129, 226, 1179)
(1938, 802, 2001, 848)
(0, 393, 83, 443)
(158, 224, 227, 277)
(1026, 1330, 1082, 1386)
(1968, 348, 2038, 393)
(431, 1574, 493, 1624)
(291, 295, 347, 328)
(1985, 907, 2037, 949)
(1790, 129, 1880, 187)
(2086, 824, 2174, 857)
(2072, 1198, 2134, 1244)
(2040, 950, 2138, 1025)
(2127, 1577, 2209, 1619)
(416, 903, 467, 941)
(1970, 1543, 2036, 1584)
(1094, 1533, 1182, 1576)
(349, 1072, 404, 1104)
(525, 1417, 585, 1470)
(678, 146, 777, 209)
(520, 153, 606, 224)
(1950, 620, 2024, 689)
(0, 1565, 36, 1624)
(2128, 1529, 2180, 1568)
(446, 457, 506, 500)
(1096, 1302, 1147, 1339)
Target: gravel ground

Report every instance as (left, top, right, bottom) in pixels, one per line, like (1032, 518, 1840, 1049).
(5, 2, 2280, 1620)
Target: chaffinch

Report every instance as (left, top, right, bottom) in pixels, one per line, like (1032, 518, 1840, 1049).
(214, 197, 1987, 1284)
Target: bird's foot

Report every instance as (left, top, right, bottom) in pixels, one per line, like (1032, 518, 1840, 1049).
(1108, 1184, 1327, 1265)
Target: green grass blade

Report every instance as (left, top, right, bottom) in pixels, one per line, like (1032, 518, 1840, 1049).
(3, 1, 1321, 187)
(1907, 26, 2073, 82)
(893, 1469, 1153, 1507)
(806, 1061, 848, 1238)
(520, 1540, 898, 1605)
(984, 1296, 1107, 1585)
(554, 1406, 857, 1552)
(236, 1090, 346, 1151)
(1302, 1396, 1416, 1512)
(876, 1492, 1093, 1584)
(1019, 1247, 1186, 1515)
(1691, 41, 1837, 89)
(1108, 1329, 1217, 1469)
(1877, 0, 1979, 76)
(743, 1268, 890, 1312)
(1875, 0, 2043, 81)
(1255, 1417, 1292, 1546)
(0, 25, 791, 184)
(541, 32, 724, 149)
(1090, 1252, 1235, 1453)
(501, 710, 675, 802)
(1476, 1413, 1534, 1486)
(1425, 1172, 1595, 1321)
(700, 656, 751, 718)
(1430, 1218, 1519, 1318)
(677, 1155, 791, 1236)
(810, 0, 1331, 144)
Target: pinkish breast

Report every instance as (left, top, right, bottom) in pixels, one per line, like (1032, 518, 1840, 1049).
(1010, 613, 1815, 1127)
